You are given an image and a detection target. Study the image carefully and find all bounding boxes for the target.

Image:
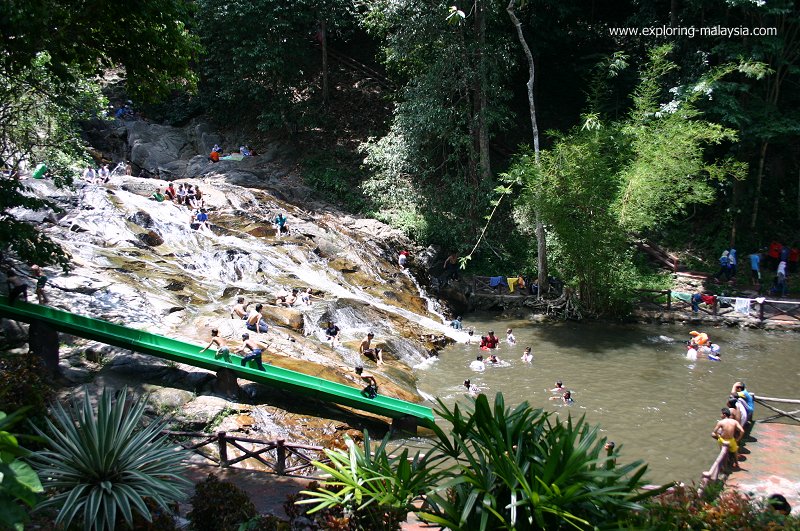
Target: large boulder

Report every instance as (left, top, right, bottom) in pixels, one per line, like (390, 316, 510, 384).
(128, 122, 190, 174)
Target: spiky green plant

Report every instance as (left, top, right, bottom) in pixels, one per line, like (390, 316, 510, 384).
(30, 387, 190, 531)
(298, 430, 443, 530)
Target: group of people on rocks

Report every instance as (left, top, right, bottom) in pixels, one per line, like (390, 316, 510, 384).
(714, 243, 798, 297)
(208, 143, 254, 163)
(83, 164, 112, 183)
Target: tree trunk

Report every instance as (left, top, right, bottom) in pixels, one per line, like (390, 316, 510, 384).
(750, 141, 768, 229)
(507, 0, 548, 296)
(320, 20, 329, 107)
(476, 0, 491, 182)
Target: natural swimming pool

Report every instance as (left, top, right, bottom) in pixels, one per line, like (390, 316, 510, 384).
(410, 317, 799, 485)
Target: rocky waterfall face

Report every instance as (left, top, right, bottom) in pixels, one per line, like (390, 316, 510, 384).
(7, 120, 465, 445)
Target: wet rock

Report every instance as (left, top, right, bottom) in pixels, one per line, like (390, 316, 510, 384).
(128, 210, 154, 228)
(148, 388, 195, 412)
(177, 395, 234, 428)
(137, 229, 164, 247)
(266, 307, 304, 331)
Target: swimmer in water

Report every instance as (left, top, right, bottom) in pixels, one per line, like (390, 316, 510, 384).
(466, 328, 475, 344)
(686, 342, 698, 360)
(550, 390, 573, 404)
(506, 328, 516, 345)
(551, 381, 565, 393)
(521, 346, 533, 363)
(469, 355, 485, 371)
(488, 354, 500, 364)
(463, 379, 480, 396)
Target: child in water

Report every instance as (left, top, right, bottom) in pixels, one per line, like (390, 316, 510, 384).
(506, 328, 516, 345)
(550, 390, 573, 404)
(521, 346, 533, 363)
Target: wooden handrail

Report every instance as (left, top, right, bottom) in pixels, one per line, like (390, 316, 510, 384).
(698, 443, 729, 496)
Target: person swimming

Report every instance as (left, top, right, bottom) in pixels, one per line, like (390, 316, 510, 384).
(549, 390, 573, 404)
(469, 355, 485, 371)
(488, 354, 500, 364)
(463, 379, 480, 396)
(506, 328, 516, 345)
(521, 346, 533, 363)
(686, 342, 698, 360)
(551, 380, 565, 393)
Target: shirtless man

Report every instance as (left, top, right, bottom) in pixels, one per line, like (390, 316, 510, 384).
(246, 304, 269, 334)
(200, 328, 231, 362)
(359, 332, 384, 365)
(551, 381, 566, 393)
(275, 288, 298, 307)
(712, 408, 744, 469)
(235, 333, 267, 370)
(231, 296, 248, 319)
(355, 366, 378, 398)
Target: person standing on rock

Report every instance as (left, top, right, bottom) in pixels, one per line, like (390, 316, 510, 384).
(6, 269, 28, 304)
(246, 304, 270, 334)
(360, 332, 384, 365)
(236, 333, 267, 371)
(231, 296, 248, 320)
(31, 264, 48, 304)
(325, 322, 340, 346)
(200, 328, 231, 363)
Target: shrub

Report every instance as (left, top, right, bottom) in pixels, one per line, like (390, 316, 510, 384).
(626, 483, 800, 530)
(0, 352, 53, 430)
(0, 408, 44, 531)
(187, 474, 257, 531)
(30, 387, 190, 531)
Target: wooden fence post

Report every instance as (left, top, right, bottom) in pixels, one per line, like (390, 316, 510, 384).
(218, 431, 228, 468)
(276, 439, 286, 475)
(759, 302, 764, 322)
(666, 290, 672, 311)
(713, 298, 718, 316)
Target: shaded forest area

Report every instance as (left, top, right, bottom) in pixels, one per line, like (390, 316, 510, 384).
(2, 0, 799, 316)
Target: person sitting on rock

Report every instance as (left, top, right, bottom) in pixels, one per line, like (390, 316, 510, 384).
(231, 296, 248, 320)
(360, 332, 384, 365)
(246, 304, 270, 334)
(276, 289, 298, 307)
(355, 366, 378, 398)
(164, 183, 177, 201)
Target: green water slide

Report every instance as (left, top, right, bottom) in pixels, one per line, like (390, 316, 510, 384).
(0, 300, 434, 428)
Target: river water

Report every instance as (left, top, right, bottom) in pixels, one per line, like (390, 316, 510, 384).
(410, 315, 799, 485)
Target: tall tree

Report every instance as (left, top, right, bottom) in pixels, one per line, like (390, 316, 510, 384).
(507, 0, 548, 295)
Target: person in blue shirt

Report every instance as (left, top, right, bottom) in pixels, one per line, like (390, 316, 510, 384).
(732, 381, 754, 419)
(714, 250, 731, 282)
(274, 212, 288, 237)
(728, 248, 737, 278)
(749, 251, 761, 290)
(450, 316, 462, 329)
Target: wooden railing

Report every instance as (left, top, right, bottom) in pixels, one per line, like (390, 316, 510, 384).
(754, 396, 800, 423)
(698, 443, 730, 496)
(162, 430, 330, 477)
(635, 290, 800, 322)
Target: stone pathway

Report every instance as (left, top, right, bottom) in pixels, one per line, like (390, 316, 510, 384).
(726, 421, 800, 515)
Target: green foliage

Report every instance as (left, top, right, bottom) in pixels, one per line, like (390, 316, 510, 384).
(0, 0, 199, 102)
(303, 150, 365, 211)
(625, 484, 800, 530)
(195, 0, 356, 130)
(301, 394, 655, 531)
(188, 474, 257, 531)
(0, 409, 44, 531)
(422, 394, 652, 530)
(298, 431, 439, 530)
(30, 387, 190, 531)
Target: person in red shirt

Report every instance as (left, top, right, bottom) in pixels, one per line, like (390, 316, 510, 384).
(483, 330, 499, 349)
(209, 150, 220, 163)
(789, 246, 799, 275)
(767, 241, 782, 270)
